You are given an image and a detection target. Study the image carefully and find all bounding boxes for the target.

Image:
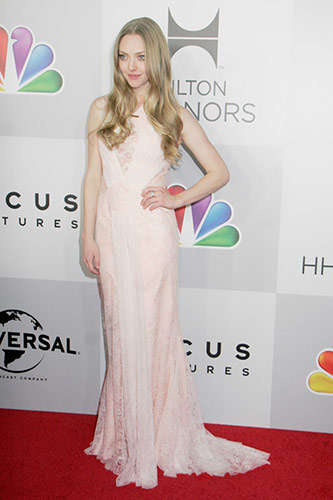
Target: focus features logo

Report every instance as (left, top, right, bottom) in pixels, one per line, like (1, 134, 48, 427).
(183, 338, 251, 377)
(1, 191, 79, 230)
(0, 309, 78, 379)
(168, 8, 256, 124)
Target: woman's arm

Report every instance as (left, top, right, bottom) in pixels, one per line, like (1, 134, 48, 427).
(141, 106, 230, 210)
(82, 98, 103, 274)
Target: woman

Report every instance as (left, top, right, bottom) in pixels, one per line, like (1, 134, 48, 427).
(82, 17, 269, 489)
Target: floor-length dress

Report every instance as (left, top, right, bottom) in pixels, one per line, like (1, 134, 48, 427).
(84, 103, 270, 489)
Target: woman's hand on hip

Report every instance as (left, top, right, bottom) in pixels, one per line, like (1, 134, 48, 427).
(141, 186, 181, 211)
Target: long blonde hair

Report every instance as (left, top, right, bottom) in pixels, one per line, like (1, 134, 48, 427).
(98, 17, 182, 164)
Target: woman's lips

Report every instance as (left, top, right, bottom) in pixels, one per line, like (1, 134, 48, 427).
(127, 74, 141, 80)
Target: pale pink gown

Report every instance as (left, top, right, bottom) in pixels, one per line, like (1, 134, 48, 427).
(84, 103, 270, 488)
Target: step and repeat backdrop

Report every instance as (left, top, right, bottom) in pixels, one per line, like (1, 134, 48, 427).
(1, 0, 332, 433)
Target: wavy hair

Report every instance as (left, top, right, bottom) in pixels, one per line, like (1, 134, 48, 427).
(98, 17, 182, 164)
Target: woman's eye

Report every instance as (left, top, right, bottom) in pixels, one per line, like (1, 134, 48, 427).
(118, 54, 126, 60)
(138, 55, 145, 61)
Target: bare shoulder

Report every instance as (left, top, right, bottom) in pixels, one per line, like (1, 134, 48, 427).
(91, 95, 108, 113)
(177, 105, 196, 124)
(177, 105, 208, 143)
(88, 95, 108, 129)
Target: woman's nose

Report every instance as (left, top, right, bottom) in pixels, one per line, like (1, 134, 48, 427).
(128, 57, 137, 71)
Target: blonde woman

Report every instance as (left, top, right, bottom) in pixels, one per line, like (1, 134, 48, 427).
(82, 17, 269, 489)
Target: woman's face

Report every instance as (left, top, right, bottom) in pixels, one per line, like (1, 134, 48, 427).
(118, 34, 150, 96)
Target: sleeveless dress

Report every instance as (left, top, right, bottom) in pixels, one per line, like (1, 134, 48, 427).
(84, 103, 270, 489)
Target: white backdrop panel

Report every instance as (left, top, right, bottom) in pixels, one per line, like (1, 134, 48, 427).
(277, 146, 333, 296)
(168, 144, 283, 293)
(178, 288, 275, 427)
(0, 136, 95, 283)
(102, 0, 293, 147)
(285, 0, 333, 147)
(0, 277, 101, 413)
(271, 294, 333, 433)
(0, 0, 102, 140)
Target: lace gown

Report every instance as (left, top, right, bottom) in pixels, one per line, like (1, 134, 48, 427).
(84, 103, 270, 488)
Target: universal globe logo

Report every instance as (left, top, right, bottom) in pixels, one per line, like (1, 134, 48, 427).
(0, 309, 77, 374)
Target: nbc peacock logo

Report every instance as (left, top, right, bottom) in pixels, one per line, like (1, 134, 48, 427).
(0, 25, 63, 94)
(306, 349, 333, 396)
(168, 184, 240, 248)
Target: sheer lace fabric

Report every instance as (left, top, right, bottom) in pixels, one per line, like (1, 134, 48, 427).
(84, 104, 270, 488)
(115, 125, 138, 173)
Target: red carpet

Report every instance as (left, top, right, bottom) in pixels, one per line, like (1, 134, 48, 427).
(1, 409, 332, 500)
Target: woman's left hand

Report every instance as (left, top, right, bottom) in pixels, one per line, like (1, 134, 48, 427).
(141, 186, 181, 211)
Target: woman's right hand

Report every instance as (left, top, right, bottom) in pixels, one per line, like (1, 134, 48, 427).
(83, 237, 100, 275)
